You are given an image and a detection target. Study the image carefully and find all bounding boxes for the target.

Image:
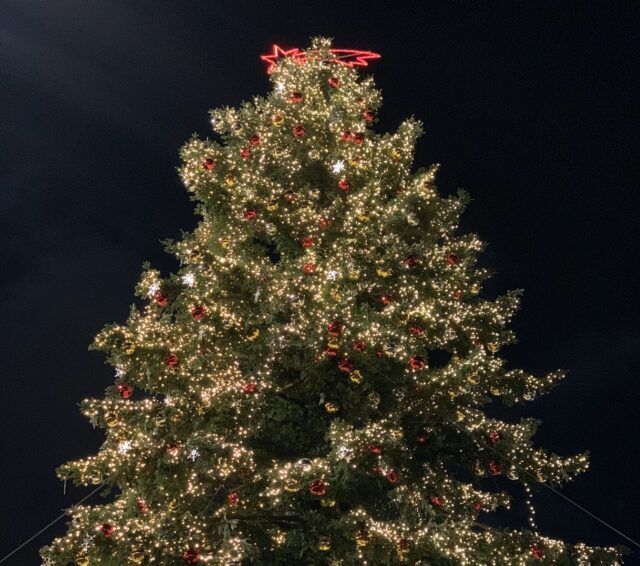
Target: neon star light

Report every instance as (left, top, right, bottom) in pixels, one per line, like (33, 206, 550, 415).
(260, 44, 381, 74)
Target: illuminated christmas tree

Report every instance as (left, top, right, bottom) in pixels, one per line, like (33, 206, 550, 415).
(42, 38, 621, 565)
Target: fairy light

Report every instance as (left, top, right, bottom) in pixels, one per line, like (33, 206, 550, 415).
(39, 36, 621, 566)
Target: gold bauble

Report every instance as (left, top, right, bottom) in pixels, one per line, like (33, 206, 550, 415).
(75, 551, 90, 566)
(219, 237, 229, 249)
(349, 370, 363, 384)
(247, 328, 260, 341)
(324, 402, 339, 413)
(470, 284, 481, 295)
(167, 498, 178, 511)
(320, 498, 336, 508)
(347, 270, 360, 281)
(318, 536, 332, 551)
(272, 114, 284, 126)
(123, 341, 136, 355)
(447, 390, 458, 399)
(284, 479, 300, 492)
(129, 551, 145, 564)
(391, 149, 402, 161)
(170, 411, 183, 423)
(266, 200, 278, 211)
(358, 214, 368, 222)
(225, 174, 236, 187)
(104, 412, 119, 427)
(487, 342, 499, 353)
(376, 268, 391, 278)
(467, 374, 480, 385)
(490, 386, 502, 396)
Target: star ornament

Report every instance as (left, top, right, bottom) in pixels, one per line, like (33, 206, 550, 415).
(261, 44, 381, 74)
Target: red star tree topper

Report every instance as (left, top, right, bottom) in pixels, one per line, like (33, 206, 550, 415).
(261, 43, 381, 74)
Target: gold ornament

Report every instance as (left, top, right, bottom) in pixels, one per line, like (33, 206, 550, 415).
(487, 342, 499, 353)
(456, 410, 465, 422)
(355, 528, 370, 547)
(376, 267, 391, 278)
(490, 386, 502, 396)
(320, 498, 336, 507)
(330, 289, 341, 301)
(349, 370, 363, 384)
(284, 479, 300, 492)
(167, 498, 178, 511)
(347, 270, 360, 281)
(467, 373, 480, 385)
(470, 284, 481, 295)
(448, 389, 458, 399)
(170, 411, 183, 423)
(129, 551, 145, 564)
(327, 341, 340, 350)
(391, 149, 402, 161)
(247, 328, 260, 341)
(266, 200, 278, 211)
(225, 174, 236, 187)
(324, 401, 339, 413)
(358, 214, 368, 222)
(104, 412, 119, 428)
(318, 536, 332, 551)
(272, 114, 284, 126)
(123, 341, 136, 355)
(75, 551, 90, 566)
(219, 237, 229, 249)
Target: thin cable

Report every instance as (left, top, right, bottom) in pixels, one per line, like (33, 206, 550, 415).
(0, 483, 105, 564)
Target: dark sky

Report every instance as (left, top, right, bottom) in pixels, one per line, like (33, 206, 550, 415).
(1, 1, 638, 563)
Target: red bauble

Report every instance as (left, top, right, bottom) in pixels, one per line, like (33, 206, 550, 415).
(386, 470, 400, 484)
(202, 157, 216, 171)
(375, 349, 384, 358)
(446, 253, 459, 266)
(165, 353, 179, 368)
(371, 465, 382, 475)
(487, 431, 501, 445)
(473, 501, 483, 511)
(154, 291, 169, 307)
(416, 434, 427, 444)
(318, 216, 332, 228)
(530, 546, 544, 560)
(242, 382, 258, 394)
(191, 305, 206, 320)
(338, 357, 354, 373)
(363, 109, 375, 122)
(303, 262, 317, 274)
(380, 294, 393, 305)
(166, 443, 180, 457)
(452, 289, 463, 300)
(249, 134, 261, 147)
(240, 147, 251, 160)
(285, 190, 298, 202)
(409, 326, 424, 335)
(488, 461, 502, 476)
(404, 255, 418, 267)
(136, 498, 149, 513)
(182, 549, 200, 564)
(340, 130, 352, 141)
(99, 523, 114, 538)
(368, 444, 382, 456)
(243, 209, 257, 220)
(353, 340, 366, 352)
(409, 355, 426, 371)
(324, 346, 339, 357)
(301, 236, 314, 248)
(327, 321, 343, 337)
(429, 495, 443, 507)
(290, 92, 304, 103)
(117, 383, 133, 399)
(292, 124, 305, 137)
(309, 479, 326, 496)
(226, 492, 240, 507)
(352, 132, 364, 144)
(338, 179, 351, 191)
(328, 76, 340, 88)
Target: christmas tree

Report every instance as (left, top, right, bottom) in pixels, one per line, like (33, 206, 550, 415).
(42, 38, 621, 565)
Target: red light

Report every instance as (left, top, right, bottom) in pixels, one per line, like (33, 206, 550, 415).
(261, 44, 381, 74)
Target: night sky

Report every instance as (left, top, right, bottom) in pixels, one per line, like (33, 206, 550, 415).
(1, 2, 638, 563)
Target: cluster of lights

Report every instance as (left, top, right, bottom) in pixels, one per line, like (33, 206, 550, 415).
(41, 38, 620, 565)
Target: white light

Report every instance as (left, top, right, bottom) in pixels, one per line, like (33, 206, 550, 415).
(327, 270, 338, 281)
(332, 160, 345, 174)
(182, 273, 195, 287)
(118, 440, 132, 454)
(275, 82, 285, 93)
(148, 281, 161, 297)
(188, 448, 200, 461)
(115, 367, 125, 378)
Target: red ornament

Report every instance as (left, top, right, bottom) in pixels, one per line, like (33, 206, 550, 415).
(154, 291, 169, 307)
(338, 179, 351, 191)
(301, 236, 314, 248)
(327, 321, 343, 337)
(429, 496, 443, 507)
(226, 492, 240, 507)
(328, 76, 340, 88)
(324, 346, 339, 357)
(182, 549, 200, 564)
(191, 305, 206, 320)
(380, 294, 393, 305)
(416, 434, 427, 444)
(340, 130, 352, 141)
(303, 262, 317, 274)
(473, 501, 483, 511)
(530, 546, 544, 560)
(338, 357, 354, 373)
(136, 499, 149, 513)
(289, 92, 304, 103)
(240, 147, 251, 159)
(371, 465, 382, 475)
(488, 461, 502, 476)
(292, 124, 305, 137)
(409, 326, 424, 335)
(446, 253, 459, 266)
(243, 209, 257, 220)
(353, 340, 366, 352)
(352, 132, 364, 144)
(117, 383, 133, 399)
(404, 255, 418, 267)
(368, 444, 382, 456)
(202, 157, 216, 170)
(386, 470, 400, 484)
(249, 134, 261, 147)
(99, 523, 114, 538)
(166, 443, 180, 457)
(242, 382, 258, 394)
(409, 355, 426, 371)
(375, 349, 384, 358)
(319, 216, 332, 228)
(487, 431, 501, 445)
(309, 479, 326, 496)
(363, 109, 375, 122)
(285, 190, 298, 202)
(452, 289, 463, 300)
(165, 353, 179, 368)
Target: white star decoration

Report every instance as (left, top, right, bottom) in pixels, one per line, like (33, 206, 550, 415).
(182, 273, 195, 287)
(331, 160, 345, 173)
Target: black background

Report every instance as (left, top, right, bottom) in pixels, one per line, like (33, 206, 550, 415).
(1, 2, 638, 563)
